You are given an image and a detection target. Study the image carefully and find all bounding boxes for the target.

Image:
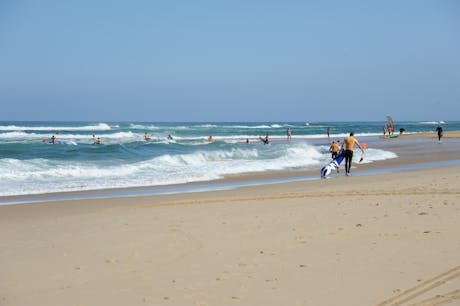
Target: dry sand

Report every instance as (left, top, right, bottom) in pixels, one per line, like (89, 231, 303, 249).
(1, 139, 460, 306)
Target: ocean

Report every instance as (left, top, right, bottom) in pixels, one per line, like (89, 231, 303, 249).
(0, 120, 457, 198)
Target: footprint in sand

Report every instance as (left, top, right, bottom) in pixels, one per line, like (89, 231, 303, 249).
(376, 266, 460, 306)
(299, 264, 308, 268)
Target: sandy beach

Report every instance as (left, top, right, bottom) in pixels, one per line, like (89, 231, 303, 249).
(1, 135, 460, 306)
(401, 131, 460, 138)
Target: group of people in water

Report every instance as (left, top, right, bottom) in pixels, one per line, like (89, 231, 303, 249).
(46, 133, 156, 145)
(383, 124, 394, 136)
(144, 133, 174, 141)
(44, 124, 444, 178)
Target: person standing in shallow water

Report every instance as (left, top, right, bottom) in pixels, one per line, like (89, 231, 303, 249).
(329, 140, 339, 159)
(341, 132, 364, 176)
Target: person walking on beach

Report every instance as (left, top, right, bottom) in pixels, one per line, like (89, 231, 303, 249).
(341, 132, 364, 176)
(436, 123, 443, 143)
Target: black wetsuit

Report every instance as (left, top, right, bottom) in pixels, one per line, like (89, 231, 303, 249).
(260, 137, 269, 145)
(344, 150, 353, 174)
(436, 126, 443, 141)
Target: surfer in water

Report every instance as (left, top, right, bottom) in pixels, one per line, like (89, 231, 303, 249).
(50, 135, 56, 144)
(341, 132, 364, 176)
(144, 132, 151, 141)
(260, 132, 269, 145)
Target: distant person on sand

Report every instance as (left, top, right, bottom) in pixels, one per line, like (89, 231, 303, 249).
(287, 128, 292, 141)
(341, 132, 364, 176)
(436, 123, 443, 143)
(329, 140, 340, 159)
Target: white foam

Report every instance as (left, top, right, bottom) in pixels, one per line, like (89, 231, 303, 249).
(0, 131, 31, 139)
(129, 124, 160, 130)
(193, 124, 218, 128)
(0, 130, 389, 145)
(0, 135, 400, 197)
(222, 124, 292, 129)
(419, 121, 445, 125)
(0, 143, 325, 196)
(356, 148, 398, 163)
(0, 123, 112, 131)
(0, 131, 140, 144)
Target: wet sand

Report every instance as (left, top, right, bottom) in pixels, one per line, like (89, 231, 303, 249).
(1, 134, 460, 306)
(400, 130, 460, 138)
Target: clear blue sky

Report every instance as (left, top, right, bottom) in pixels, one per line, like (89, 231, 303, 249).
(1, 0, 459, 122)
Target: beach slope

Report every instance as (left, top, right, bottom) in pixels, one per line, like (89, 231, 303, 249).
(1, 167, 460, 306)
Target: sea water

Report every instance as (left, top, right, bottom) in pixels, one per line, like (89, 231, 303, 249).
(0, 121, 458, 197)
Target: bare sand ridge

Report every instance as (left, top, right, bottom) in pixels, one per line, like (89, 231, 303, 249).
(1, 134, 460, 306)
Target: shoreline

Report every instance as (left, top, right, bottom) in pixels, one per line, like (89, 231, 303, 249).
(2, 158, 460, 206)
(400, 130, 460, 138)
(2, 132, 460, 205)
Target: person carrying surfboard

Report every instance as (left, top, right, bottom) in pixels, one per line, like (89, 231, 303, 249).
(341, 132, 364, 176)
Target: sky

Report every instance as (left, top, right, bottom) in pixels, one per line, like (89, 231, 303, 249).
(0, 0, 459, 122)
